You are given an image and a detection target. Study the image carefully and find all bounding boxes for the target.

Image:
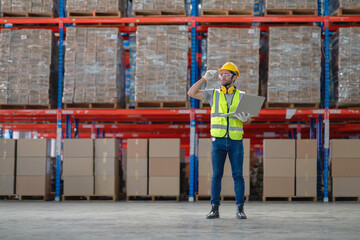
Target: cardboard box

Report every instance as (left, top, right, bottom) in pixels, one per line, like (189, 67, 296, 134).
(127, 139, 148, 158)
(149, 157, 179, 177)
(198, 175, 211, 195)
(95, 139, 120, 158)
(17, 157, 51, 176)
(63, 157, 93, 176)
(63, 139, 94, 158)
(149, 176, 179, 196)
(198, 156, 212, 177)
(149, 139, 180, 158)
(0, 157, 15, 175)
(296, 158, 317, 178)
(16, 175, 51, 195)
(296, 177, 316, 197)
(17, 139, 50, 158)
(0, 139, 16, 158)
(199, 138, 212, 158)
(332, 177, 360, 196)
(263, 139, 295, 159)
(264, 158, 295, 177)
(63, 176, 94, 195)
(332, 158, 360, 177)
(126, 176, 148, 196)
(126, 157, 148, 177)
(95, 176, 119, 195)
(94, 157, 119, 176)
(297, 139, 317, 159)
(331, 139, 360, 159)
(0, 175, 15, 195)
(221, 176, 250, 196)
(263, 177, 294, 197)
(243, 138, 250, 158)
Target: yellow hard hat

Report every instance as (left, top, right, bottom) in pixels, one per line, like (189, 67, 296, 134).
(218, 62, 240, 78)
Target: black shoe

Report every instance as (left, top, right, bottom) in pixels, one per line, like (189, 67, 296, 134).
(236, 204, 247, 219)
(206, 204, 220, 219)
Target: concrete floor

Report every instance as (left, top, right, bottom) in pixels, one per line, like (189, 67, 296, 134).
(0, 201, 359, 240)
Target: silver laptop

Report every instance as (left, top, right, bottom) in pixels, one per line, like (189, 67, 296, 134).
(221, 94, 265, 117)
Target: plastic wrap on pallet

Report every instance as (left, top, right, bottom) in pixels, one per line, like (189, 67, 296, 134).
(66, 0, 126, 13)
(0, 29, 58, 105)
(63, 28, 125, 105)
(206, 28, 260, 96)
(202, 0, 256, 10)
(261, 27, 321, 103)
(265, 0, 317, 9)
(135, 26, 188, 102)
(330, 0, 360, 16)
(0, 0, 59, 15)
(331, 28, 360, 106)
(133, 0, 185, 11)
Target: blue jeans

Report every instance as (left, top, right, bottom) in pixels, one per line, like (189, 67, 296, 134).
(210, 137, 245, 205)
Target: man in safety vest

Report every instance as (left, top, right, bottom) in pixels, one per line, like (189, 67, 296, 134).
(188, 62, 250, 219)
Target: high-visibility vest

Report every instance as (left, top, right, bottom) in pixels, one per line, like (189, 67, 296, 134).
(210, 89, 245, 140)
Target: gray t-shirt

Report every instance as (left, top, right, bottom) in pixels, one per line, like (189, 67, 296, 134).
(203, 89, 235, 109)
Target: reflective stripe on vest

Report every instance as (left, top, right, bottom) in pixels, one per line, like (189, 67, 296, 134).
(210, 89, 245, 140)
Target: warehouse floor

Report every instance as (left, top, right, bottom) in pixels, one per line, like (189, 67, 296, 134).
(0, 201, 359, 240)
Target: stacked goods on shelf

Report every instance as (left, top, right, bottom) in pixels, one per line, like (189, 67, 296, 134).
(260, 27, 321, 104)
(330, 28, 360, 107)
(126, 139, 148, 196)
(133, 0, 185, 14)
(330, 0, 360, 16)
(149, 139, 180, 196)
(16, 139, 51, 196)
(265, 0, 317, 13)
(263, 139, 295, 198)
(135, 26, 188, 103)
(206, 28, 260, 95)
(128, 34, 136, 108)
(66, 0, 127, 16)
(201, 0, 262, 15)
(0, 0, 59, 16)
(0, 29, 58, 106)
(331, 140, 360, 198)
(63, 139, 94, 195)
(198, 138, 250, 198)
(63, 28, 125, 106)
(296, 140, 317, 198)
(94, 139, 120, 196)
(0, 140, 16, 195)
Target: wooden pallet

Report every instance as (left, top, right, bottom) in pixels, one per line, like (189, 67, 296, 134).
(200, 102, 210, 109)
(196, 195, 249, 202)
(74, 22, 125, 27)
(0, 195, 17, 200)
(64, 102, 121, 109)
(67, 11, 121, 18)
(0, 194, 53, 201)
(334, 8, 360, 16)
(62, 195, 118, 201)
(135, 101, 188, 109)
(263, 196, 292, 201)
(0, 104, 53, 109)
(336, 103, 360, 109)
(265, 102, 319, 109)
(332, 196, 360, 202)
(1, 11, 55, 18)
(133, 10, 186, 17)
(265, 9, 317, 16)
(201, 9, 254, 16)
(291, 196, 317, 202)
(126, 195, 179, 201)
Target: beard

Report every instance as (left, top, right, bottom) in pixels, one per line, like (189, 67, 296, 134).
(222, 79, 233, 87)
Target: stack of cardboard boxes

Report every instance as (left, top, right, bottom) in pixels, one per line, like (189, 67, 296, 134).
(66, 0, 126, 13)
(1, 0, 59, 14)
(149, 139, 180, 196)
(202, 0, 256, 11)
(0, 139, 16, 195)
(265, 0, 317, 9)
(133, 0, 185, 11)
(126, 139, 148, 196)
(198, 138, 250, 199)
(263, 139, 295, 198)
(331, 139, 360, 198)
(330, 0, 360, 15)
(16, 139, 51, 196)
(63, 139, 94, 196)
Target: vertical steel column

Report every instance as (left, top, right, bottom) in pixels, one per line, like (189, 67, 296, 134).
(91, 121, 96, 139)
(316, 115, 323, 200)
(55, 0, 65, 202)
(323, 0, 330, 202)
(189, 0, 199, 202)
(66, 115, 72, 138)
(0, 129, 3, 139)
(310, 118, 316, 139)
(8, 130, 13, 139)
(74, 119, 79, 138)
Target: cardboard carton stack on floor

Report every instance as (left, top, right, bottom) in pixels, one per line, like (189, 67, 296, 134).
(263, 139, 295, 198)
(126, 139, 148, 196)
(331, 139, 360, 198)
(94, 139, 120, 196)
(0, 0, 59, 15)
(0, 139, 16, 195)
(63, 139, 94, 195)
(149, 139, 180, 196)
(16, 139, 51, 196)
(198, 138, 250, 198)
(296, 139, 317, 197)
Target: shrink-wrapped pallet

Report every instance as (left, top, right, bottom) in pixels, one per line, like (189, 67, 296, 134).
(265, 0, 317, 9)
(1, 0, 59, 15)
(63, 28, 125, 105)
(133, 0, 185, 11)
(135, 26, 188, 102)
(330, 0, 360, 16)
(202, 0, 257, 11)
(66, 0, 126, 13)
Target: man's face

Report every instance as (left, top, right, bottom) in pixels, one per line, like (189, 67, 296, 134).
(219, 70, 235, 87)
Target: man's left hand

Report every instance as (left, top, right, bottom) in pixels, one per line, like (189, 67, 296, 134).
(234, 112, 251, 122)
